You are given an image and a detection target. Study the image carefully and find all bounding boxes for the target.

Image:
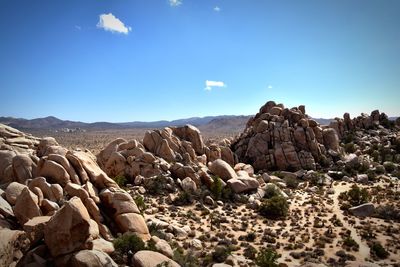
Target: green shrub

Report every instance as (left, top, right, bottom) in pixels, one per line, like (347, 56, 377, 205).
(344, 142, 356, 153)
(284, 177, 299, 189)
(383, 161, 396, 173)
(370, 242, 389, 259)
(245, 232, 256, 242)
(114, 175, 128, 187)
(173, 191, 195, 206)
(346, 185, 370, 206)
(210, 176, 223, 200)
(134, 195, 146, 213)
(259, 196, 289, 219)
(212, 246, 231, 263)
(255, 247, 280, 267)
(342, 236, 359, 251)
(264, 184, 281, 199)
(172, 248, 199, 266)
(113, 233, 145, 256)
(146, 175, 168, 195)
(243, 245, 257, 260)
(375, 205, 400, 222)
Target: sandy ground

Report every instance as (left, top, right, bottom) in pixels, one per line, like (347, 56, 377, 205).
(141, 180, 400, 266)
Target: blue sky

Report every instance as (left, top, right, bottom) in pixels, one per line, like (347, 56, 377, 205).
(0, 0, 399, 122)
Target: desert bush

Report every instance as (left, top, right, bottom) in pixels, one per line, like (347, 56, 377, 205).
(255, 247, 280, 267)
(114, 175, 128, 187)
(383, 161, 396, 173)
(243, 245, 257, 260)
(284, 177, 299, 189)
(172, 248, 199, 267)
(245, 232, 256, 242)
(210, 176, 223, 200)
(211, 246, 231, 263)
(342, 236, 359, 251)
(341, 185, 370, 206)
(375, 205, 400, 222)
(259, 196, 289, 219)
(134, 195, 146, 213)
(146, 175, 169, 195)
(343, 132, 355, 144)
(264, 184, 281, 199)
(370, 242, 389, 259)
(344, 142, 356, 153)
(173, 191, 195, 206)
(113, 233, 145, 256)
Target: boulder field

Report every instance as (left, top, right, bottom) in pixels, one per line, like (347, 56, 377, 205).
(0, 100, 399, 266)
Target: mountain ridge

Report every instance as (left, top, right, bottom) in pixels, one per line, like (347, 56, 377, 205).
(1, 115, 397, 132)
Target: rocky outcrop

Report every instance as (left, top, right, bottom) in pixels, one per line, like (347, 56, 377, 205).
(133, 250, 180, 267)
(231, 101, 340, 172)
(0, 123, 151, 266)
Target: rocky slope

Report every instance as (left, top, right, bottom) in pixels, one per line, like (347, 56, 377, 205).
(1, 100, 400, 267)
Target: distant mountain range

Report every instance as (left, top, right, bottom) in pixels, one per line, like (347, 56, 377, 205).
(2, 115, 396, 132)
(0, 115, 253, 131)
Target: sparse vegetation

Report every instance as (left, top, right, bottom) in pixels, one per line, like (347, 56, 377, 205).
(255, 247, 280, 267)
(370, 242, 389, 259)
(113, 175, 128, 187)
(113, 233, 145, 263)
(259, 196, 289, 219)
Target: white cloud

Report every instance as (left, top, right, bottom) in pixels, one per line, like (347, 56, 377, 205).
(97, 13, 131, 34)
(268, 85, 273, 89)
(169, 0, 182, 7)
(214, 6, 221, 12)
(75, 25, 81, 30)
(205, 80, 226, 91)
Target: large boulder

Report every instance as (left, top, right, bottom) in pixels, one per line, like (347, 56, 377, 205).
(69, 249, 118, 267)
(0, 150, 17, 184)
(13, 188, 42, 225)
(209, 159, 237, 181)
(0, 229, 30, 267)
(5, 181, 28, 205)
(0, 194, 14, 218)
(227, 177, 259, 193)
(133, 250, 180, 267)
(44, 197, 92, 257)
(12, 154, 36, 183)
(115, 213, 150, 240)
(349, 203, 375, 217)
(172, 125, 205, 155)
(72, 151, 119, 189)
(38, 159, 70, 186)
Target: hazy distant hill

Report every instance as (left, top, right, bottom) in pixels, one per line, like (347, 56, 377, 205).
(2, 115, 395, 133)
(0, 115, 251, 131)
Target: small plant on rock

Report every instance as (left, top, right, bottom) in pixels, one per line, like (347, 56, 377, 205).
(134, 195, 146, 213)
(114, 175, 128, 187)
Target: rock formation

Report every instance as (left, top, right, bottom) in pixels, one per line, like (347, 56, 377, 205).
(231, 101, 341, 172)
(0, 123, 149, 266)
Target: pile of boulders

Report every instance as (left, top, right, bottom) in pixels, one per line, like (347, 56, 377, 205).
(329, 109, 393, 139)
(0, 124, 150, 267)
(231, 101, 341, 172)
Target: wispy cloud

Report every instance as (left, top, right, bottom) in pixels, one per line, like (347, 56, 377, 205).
(169, 0, 182, 7)
(97, 13, 131, 34)
(268, 85, 273, 89)
(75, 25, 81, 30)
(214, 6, 221, 12)
(205, 80, 226, 91)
